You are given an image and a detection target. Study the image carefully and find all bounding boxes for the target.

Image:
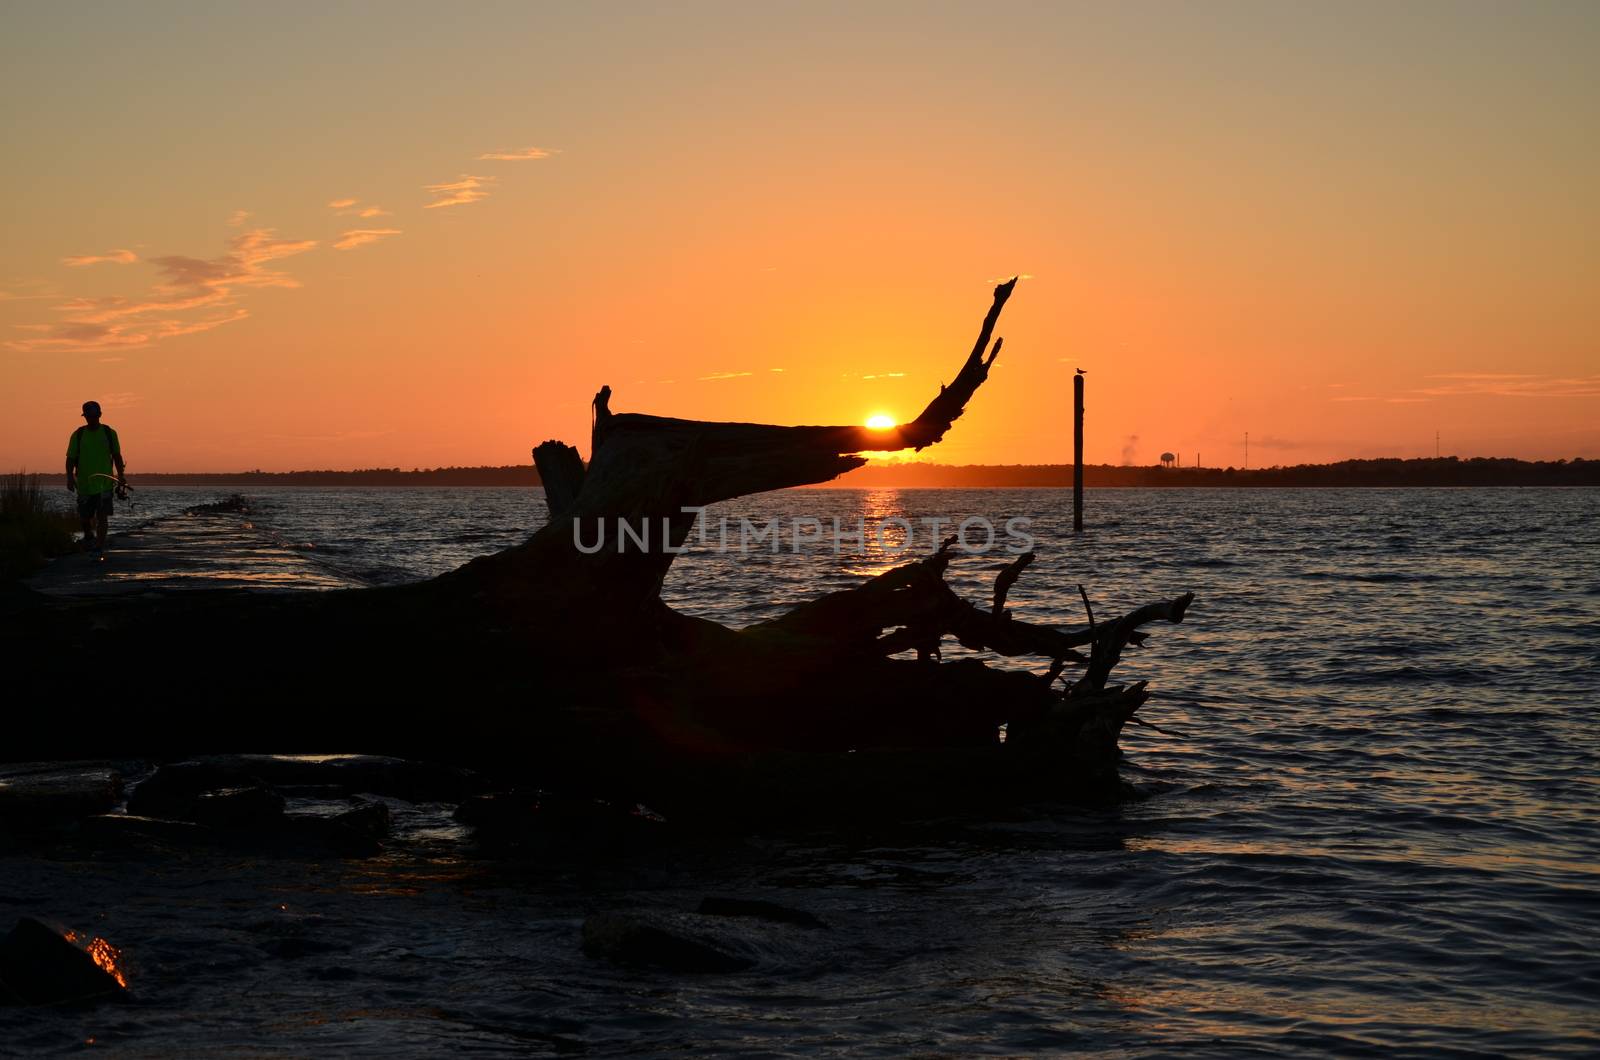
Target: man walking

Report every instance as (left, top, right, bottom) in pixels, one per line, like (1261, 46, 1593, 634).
(66, 400, 126, 553)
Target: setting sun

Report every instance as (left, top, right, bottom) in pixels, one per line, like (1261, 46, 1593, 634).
(865, 414, 897, 430)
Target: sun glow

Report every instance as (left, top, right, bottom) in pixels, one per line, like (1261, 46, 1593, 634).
(865, 414, 897, 430)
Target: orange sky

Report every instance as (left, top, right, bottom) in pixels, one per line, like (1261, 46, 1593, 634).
(3, 3, 1596, 472)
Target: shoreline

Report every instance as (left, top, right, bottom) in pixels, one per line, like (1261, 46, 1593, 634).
(83, 455, 1597, 490)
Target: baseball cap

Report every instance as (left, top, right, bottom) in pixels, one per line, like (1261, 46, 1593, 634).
(81, 400, 101, 416)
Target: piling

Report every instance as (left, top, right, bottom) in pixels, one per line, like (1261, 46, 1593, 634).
(1073, 371, 1084, 534)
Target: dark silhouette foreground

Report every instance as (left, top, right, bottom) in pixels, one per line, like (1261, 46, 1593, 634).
(6, 281, 1194, 824)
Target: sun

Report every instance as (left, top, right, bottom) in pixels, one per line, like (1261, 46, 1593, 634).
(865, 413, 897, 430)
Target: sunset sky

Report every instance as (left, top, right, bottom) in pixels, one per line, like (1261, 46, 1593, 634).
(3, 1, 1596, 472)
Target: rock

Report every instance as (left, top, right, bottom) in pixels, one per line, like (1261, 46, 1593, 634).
(222, 755, 478, 802)
(454, 790, 534, 829)
(190, 786, 285, 829)
(77, 814, 229, 852)
(696, 897, 827, 930)
(276, 784, 350, 800)
(581, 911, 755, 973)
(0, 917, 128, 1004)
(127, 756, 478, 820)
(330, 799, 390, 841)
(75, 810, 381, 859)
(0, 762, 122, 833)
(126, 761, 260, 821)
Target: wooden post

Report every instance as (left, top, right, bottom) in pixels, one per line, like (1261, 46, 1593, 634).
(1073, 372, 1084, 534)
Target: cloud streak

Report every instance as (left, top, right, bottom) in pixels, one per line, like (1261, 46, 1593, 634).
(478, 146, 555, 161)
(63, 249, 138, 267)
(1416, 374, 1600, 399)
(334, 228, 402, 251)
(328, 197, 390, 218)
(424, 174, 494, 208)
(10, 309, 250, 352)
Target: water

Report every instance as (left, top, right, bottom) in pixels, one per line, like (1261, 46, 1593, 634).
(9, 487, 1599, 1054)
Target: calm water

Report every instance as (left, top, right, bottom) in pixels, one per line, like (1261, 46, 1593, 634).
(10, 487, 1598, 1055)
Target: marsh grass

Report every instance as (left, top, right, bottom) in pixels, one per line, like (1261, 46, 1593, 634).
(1, 471, 80, 581)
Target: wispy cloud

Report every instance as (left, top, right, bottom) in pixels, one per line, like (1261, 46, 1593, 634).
(1429, 372, 1536, 380)
(698, 371, 753, 381)
(53, 288, 230, 324)
(150, 228, 317, 292)
(328, 197, 390, 218)
(93, 391, 142, 410)
(11, 310, 249, 352)
(424, 174, 494, 208)
(9, 227, 315, 352)
(986, 273, 1035, 284)
(478, 146, 556, 161)
(227, 209, 252, 227)
(333, 228, 402, 251)
(63, 249, 138, 267)
(861, 372, 906, 380)
(1416, 373, 1600, 399)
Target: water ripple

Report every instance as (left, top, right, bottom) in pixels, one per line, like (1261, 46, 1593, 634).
(33, 484, 1592, 1056)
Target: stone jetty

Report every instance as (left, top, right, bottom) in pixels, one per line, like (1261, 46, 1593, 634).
(23, 502, 362, 597)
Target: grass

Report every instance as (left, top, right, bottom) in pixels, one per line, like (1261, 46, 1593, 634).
(1, 471, 80, 582)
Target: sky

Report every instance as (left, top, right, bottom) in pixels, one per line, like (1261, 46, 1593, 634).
(2, 1, 1597, 472)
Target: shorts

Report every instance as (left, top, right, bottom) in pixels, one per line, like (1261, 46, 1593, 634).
(77, 490, 114, 519)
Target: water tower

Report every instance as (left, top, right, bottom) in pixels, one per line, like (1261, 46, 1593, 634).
(1160, 451, 1175, 469)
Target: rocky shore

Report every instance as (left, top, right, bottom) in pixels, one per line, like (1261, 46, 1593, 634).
(0, 754, 830, 1012)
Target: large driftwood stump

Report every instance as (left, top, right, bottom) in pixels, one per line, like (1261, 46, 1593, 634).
(4, 279, 1193, 822)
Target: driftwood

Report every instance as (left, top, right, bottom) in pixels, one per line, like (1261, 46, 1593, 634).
(4, 279, 1193, 821)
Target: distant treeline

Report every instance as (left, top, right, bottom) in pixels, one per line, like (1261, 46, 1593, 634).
(134, 466, 541, 487)
(833, 456, 1600, 488)
(125, 457, 1598, 489)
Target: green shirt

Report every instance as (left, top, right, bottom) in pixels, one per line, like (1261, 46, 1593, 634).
(68, 425, 121, 495)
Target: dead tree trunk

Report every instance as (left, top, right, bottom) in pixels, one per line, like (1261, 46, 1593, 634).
(5, 278, 1194, 816)
(416, 278, 1194, 792)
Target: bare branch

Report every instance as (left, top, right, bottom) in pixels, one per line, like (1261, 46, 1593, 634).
(992, 551, 1035, 618)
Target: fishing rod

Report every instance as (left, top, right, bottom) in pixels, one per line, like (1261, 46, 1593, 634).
(85, 472, 134, 508)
